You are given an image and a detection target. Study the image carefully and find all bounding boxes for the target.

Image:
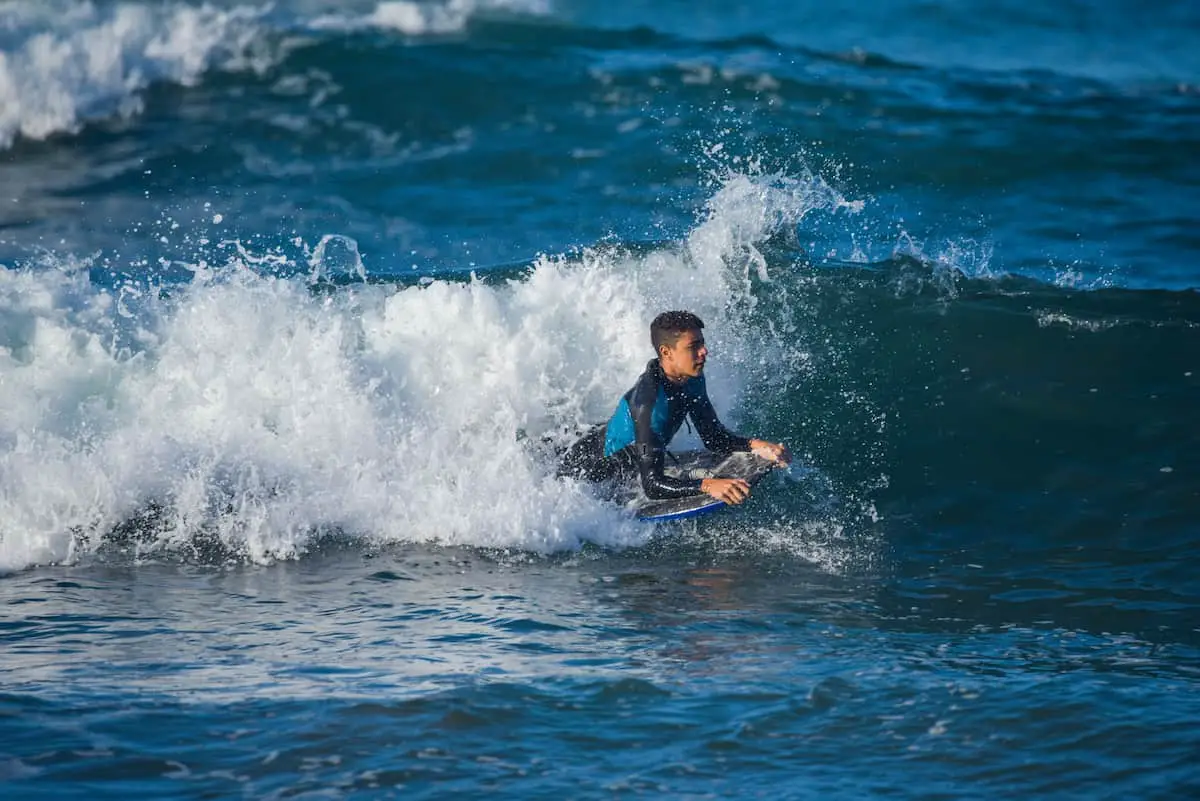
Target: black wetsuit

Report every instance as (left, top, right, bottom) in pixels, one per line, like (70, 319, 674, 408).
(558, 359, 751, 499)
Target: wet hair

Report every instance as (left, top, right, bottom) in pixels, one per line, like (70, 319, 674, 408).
(650, 310, 704, 355)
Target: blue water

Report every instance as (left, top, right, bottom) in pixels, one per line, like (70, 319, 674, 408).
(2, 0, 1198, 797)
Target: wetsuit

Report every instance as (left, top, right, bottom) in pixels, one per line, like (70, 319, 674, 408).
(558, 359, 751, 499)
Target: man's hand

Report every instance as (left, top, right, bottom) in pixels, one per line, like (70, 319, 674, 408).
(749, 439, 791, 466)
(701, 477, 751, 505)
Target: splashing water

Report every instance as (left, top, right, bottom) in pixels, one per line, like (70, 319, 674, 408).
(0, 167, 861, 572)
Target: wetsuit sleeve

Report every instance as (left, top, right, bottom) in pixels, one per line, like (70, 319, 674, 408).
(629, 378, 705, 500)
(691, 393, 752, 454)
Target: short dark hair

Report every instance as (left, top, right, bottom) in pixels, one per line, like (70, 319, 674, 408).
(650, 310, 704, 354)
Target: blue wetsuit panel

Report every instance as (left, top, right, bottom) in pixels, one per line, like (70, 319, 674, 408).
(601, 359, 752, 500)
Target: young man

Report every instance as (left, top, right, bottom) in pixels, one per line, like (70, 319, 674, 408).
(559, 310, 790, 504)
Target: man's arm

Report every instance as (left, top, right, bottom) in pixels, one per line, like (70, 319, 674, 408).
(629, 381, 705, 500)
(693, 393, 792, 467)
(690, 393, 752, 454)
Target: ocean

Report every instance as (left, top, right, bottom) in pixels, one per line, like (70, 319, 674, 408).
(1, 0, 1198, 797)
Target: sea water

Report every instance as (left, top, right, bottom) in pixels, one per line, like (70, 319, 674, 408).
(1, 1, 1198, 798)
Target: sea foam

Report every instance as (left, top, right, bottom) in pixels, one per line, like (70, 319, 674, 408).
(0, 0, 550, 150)
(308, 0, 551, 36)
(0, 1, 281, 149)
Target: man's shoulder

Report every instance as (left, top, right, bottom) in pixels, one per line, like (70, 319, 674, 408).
(682, 374, 708, 399)
(628, 360, 664, 404)
(631, 359, 661, 387)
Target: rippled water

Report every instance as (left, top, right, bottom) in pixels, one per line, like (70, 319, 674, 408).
(2, 0, 1198, 797)
(6, 540, 1197, 798)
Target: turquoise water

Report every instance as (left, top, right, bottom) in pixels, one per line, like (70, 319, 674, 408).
(2, 1, 1198, 797)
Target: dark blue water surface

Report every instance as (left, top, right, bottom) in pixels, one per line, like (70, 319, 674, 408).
(2, 1, 1198, 798)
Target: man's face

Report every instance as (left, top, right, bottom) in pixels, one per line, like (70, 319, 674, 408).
(660, 328, 708, 380)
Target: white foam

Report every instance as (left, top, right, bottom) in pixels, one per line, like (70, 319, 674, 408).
(309, 0, 551, 35)
(889, 230, 997, 297)
(0, 0, 277, 149)
(0, 169, 855, 572)
(370, 0, 549, 35)
(0, 0, 556, 150)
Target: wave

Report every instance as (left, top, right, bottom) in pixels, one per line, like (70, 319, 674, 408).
(761, 252, 1200, 559)
(0, 1, 274, 149)
(0, 167, 861, 572)
(5, 0, 1195, 156)
(3, 142, 1195, 574)
(0, 0, 552, 150)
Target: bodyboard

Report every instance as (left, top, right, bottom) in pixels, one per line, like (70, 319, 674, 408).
(625, 450, 777, 522)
